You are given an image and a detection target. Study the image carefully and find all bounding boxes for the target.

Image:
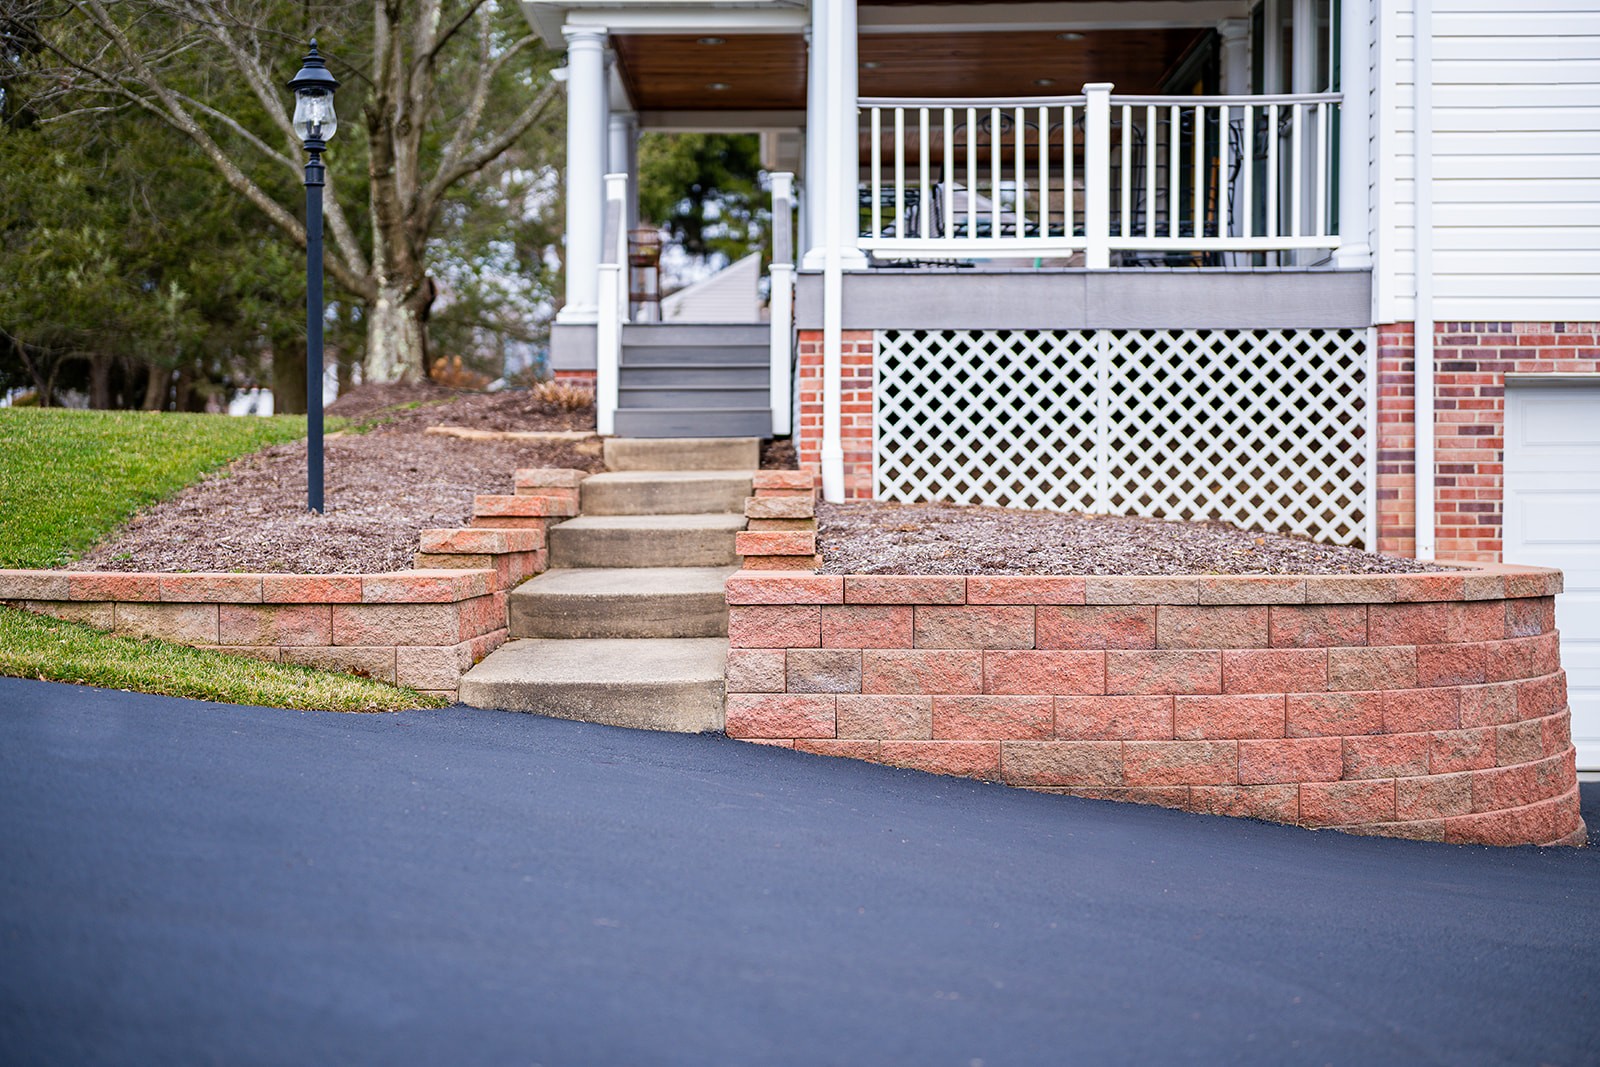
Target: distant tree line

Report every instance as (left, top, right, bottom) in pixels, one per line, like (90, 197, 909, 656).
(0, 1, 770, 411)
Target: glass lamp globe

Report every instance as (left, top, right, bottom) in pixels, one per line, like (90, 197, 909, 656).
(293, 88, 337, 142)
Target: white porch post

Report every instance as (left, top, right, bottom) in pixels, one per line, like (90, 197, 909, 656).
(1335, 0, 1373, 268)
(829, 0, 866, 270)
(816, 0, 863, 501)
(1217, 18, 1250, 262)
(609, 110, 640, 234)
(1083, 84, 1113, 270)
(557, 27, 607, 326)
(801, 26, 824, 265)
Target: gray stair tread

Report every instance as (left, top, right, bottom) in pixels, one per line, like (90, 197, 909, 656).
(555, 513, 747, 533)
(463, 637, 728, 688)
(620, 361, 769, 369)
(514, 566, 736, 598)
(620, 384, 767, 392)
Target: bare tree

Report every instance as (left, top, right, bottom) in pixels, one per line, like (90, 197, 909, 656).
(8, 0, 560, 383)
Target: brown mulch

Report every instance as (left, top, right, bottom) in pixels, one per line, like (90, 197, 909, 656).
(817, 500, 1439, 576)
(79, 385, 605, 574)
(760, 437, 799, 470)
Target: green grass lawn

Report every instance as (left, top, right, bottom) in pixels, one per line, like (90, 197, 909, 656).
(0, 408, 443, 711)
(0, 408, 310, 568)
(0, 607, 445, 711)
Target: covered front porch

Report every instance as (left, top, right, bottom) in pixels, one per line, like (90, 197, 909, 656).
(527, 0, 1376, 528)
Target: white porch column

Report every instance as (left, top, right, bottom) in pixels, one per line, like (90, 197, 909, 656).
(801, 19, 826, 267)
(829, 0, 866, 269)
(608, 109, 640, 233)
(1217, 18, 1250, 259)
(1335, 0, 1373, 268)
(557, 27, 607, 325)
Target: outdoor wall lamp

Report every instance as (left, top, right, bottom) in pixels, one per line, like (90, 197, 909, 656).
(287, 40, 338, 514)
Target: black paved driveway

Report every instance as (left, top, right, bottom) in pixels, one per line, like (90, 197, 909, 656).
(2, 677, 1598, 1065)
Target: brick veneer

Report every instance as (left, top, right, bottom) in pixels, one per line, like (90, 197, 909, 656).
(795, 329, 875, 498)
(1376, 321, 1600, 561)
(0, 467, 589, 701)
(723, 566, 1585, 847)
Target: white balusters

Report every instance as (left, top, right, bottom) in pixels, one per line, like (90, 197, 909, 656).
(857, 90, 1341, 261)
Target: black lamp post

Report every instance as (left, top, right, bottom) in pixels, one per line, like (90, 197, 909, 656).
(287, 40, 338, 515)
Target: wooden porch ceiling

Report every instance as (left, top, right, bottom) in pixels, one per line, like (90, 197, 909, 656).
(612, 26, 1207, 113)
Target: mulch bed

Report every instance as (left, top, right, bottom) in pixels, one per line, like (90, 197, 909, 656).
(79, 385, 605, 574)
(818, 500, 1438, 576)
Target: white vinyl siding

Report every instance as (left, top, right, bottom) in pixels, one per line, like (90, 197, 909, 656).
(1374, 0, 1600, 322)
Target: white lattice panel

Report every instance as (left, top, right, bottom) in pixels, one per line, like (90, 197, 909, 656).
(875, 328, 1370, 545)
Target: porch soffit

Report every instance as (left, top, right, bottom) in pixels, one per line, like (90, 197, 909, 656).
(614, 25, 1205, 112)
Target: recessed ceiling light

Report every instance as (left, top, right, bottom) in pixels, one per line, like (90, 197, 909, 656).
(862, 60, 880, 69)
(707, 82, 731, 91)
(697, 37, 725, 45)
(1057, 32, 1085, 41)
(1034, 78, 1056, 86)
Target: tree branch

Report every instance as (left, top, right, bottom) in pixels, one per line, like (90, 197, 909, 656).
(418, 76, 558, 233)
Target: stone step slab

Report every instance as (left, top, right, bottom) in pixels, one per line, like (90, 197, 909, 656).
(457, 637, 728, 733)
(603, 437, 762, 471)
(509, 566, 735, 639)
(579, 470, 753, 516)
(547, 514, 747, 568)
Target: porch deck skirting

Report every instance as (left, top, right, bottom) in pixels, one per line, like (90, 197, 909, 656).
(724, 567, 1585, 848)
(796, 325, 1373, 546)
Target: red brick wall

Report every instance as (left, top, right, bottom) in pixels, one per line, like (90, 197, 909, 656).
(1376, 321, 1600, 562)
(724, 568, 1585, 847)
(795, 329, 875, 498)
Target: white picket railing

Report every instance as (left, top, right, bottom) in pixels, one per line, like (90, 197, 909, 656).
(859, 84, 1342, 266)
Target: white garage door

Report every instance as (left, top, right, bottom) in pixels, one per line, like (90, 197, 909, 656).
(1505, 381, 1600, 770)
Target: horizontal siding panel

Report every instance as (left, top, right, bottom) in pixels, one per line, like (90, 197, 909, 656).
(1435, 202, 1599, 227)
(1435, 35, 1600, 62)
(1440, 0, 1600, 11)
(1437, 12, 1600, 35)
(1434, 130, 1600, 154)
(1434, 106, 1600, 133)
(1436, 178, 1600, 203)
(1435, 154, 1600, 179)
(1434, 226, 1600, 250)
(1434, 58, 1600, 85)
(1434, 249, 1600, 274)
(1434, 84, 1600, 109)
(1434, 274, 1600, 298)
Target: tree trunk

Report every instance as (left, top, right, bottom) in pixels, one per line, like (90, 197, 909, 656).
(271, 334, 308, 414)
(88, 353, 113, 409)
(142, 363, 170, 410)
(363, 282, 429, 384)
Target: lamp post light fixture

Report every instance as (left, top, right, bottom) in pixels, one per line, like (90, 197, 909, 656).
(287, 40, 338, 514)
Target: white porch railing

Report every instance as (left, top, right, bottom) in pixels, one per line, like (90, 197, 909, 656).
(859, 84, 1342, 266)
(595, 172, 629, 436)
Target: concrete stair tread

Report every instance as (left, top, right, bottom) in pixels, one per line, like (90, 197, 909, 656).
(516, 566, 736, 597)
(603, 437, 761, 471)
(555, 513, 746, 532)
(582, 470, 753, 486)
(458, 638, 728, 732)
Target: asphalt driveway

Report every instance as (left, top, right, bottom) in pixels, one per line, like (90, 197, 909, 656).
(2, 677, 1598, 1065)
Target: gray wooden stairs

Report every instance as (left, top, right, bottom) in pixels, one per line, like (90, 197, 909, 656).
(613, 323, 772, 439)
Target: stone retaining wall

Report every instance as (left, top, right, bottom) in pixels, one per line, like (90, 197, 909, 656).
(0, 467, 589, 701)
(723, 566, 1585, 847)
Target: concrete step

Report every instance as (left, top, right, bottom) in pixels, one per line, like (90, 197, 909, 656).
(620, 363, 769, 387)
(548, 513, 746, 568)
(618, 386, 771, 410)
(509, 566, 735, 639)
(612, 408, 772, 439)
(580, 470, 753, 515)
(457, 637, 727, 733)
(603, 437, 761, 471)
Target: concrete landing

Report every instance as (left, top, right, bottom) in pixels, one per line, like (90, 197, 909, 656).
(602, 437, 760, 472)
(458, 638, 728, 732)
